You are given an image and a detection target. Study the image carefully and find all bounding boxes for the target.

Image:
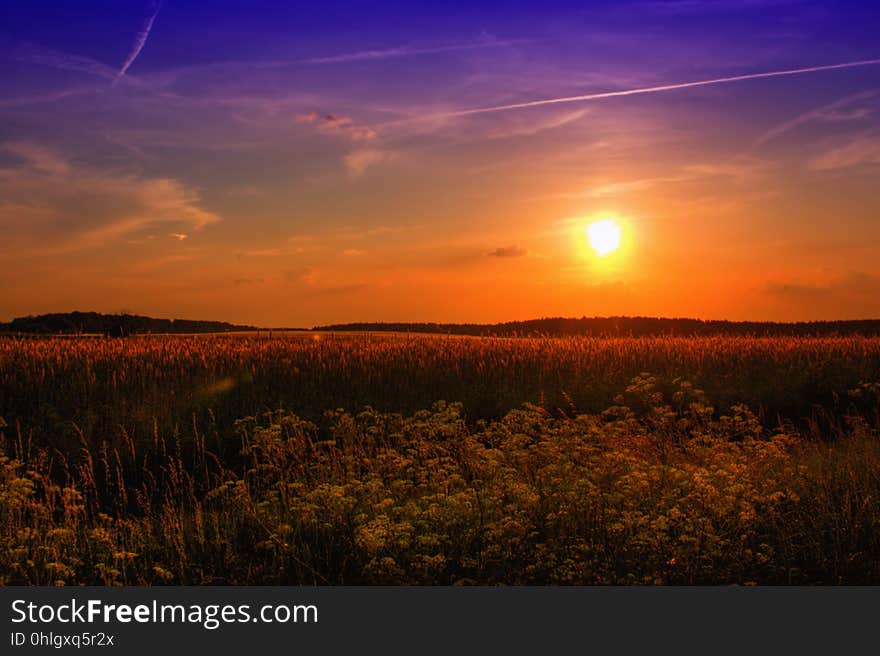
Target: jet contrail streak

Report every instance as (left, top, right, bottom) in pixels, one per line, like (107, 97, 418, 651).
(440, 58, 880, 118)
(115, 1, 163, 83)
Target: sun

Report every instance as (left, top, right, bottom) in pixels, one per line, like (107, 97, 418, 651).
(587, 219, 621, 256)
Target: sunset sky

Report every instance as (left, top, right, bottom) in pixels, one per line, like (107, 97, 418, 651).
(2, 0, 879, 326)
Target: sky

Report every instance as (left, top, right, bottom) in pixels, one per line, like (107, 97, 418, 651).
(1, 0, 879, 326)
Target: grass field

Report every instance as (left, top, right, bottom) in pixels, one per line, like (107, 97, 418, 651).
(1, 333, 879, 584)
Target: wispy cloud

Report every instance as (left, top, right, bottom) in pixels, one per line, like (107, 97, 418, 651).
(582, 178, 680, 199)
(753, 90, 878, 147)
(343, 148, 392, 177)
(484, 109, 589, 139)
(488, 245, 528, 258)
(4, 142, 70, 175)
(298, 36, 531, 65)
(0, 142, 219, 257)
(10, 35, 528, 100)
(116, 0, 163, 82)
(433, 58, 880, 119)
(766, 272, 880, 304)
(239, 247, 287, 258)
(296, 112, 377, 141)
(809, 133, 880, 170)
(16, 43, 118, 80)
(283, 265, 368, 297)
(0, 87, 101, 108)
(339, 225, 400, 240)
(538, 161, 757, 202)
(235, 224, 409, 262)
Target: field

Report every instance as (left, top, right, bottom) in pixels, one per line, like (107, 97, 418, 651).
(1, 333, 880, 585)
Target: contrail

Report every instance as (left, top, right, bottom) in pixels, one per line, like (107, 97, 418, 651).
(437, 58, 880, 119)
(115, 0, 163, 83)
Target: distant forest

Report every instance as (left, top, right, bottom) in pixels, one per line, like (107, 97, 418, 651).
(314, 317, 880, 337)
(4, 312, 880, 337)
(0, 312, 257, 336)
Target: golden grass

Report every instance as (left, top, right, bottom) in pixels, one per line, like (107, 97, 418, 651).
(1, 335, 878, 584)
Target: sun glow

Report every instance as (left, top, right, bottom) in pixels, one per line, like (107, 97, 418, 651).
(587, 219, 621, 256)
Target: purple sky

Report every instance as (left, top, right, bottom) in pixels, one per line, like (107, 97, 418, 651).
(1, 1, 879, 325)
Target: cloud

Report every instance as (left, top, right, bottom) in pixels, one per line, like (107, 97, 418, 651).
(226, 185, 266, 198)
(125, 253, 196, 273)
(296, 113, 377, 141)
(283, 265, 367, 296)
(238, 224, 410, 261)
(617, 177, 702, 198)
(766, 272, 880, 302)
(753, 91, 878, 147)
(541, 161, 756, 201)
(4, 142, 70, 175)
(239, 247, 286, 258)
(16, 43, 118, 81)
(581, 178, 673, 199)
(484, 109, 589, 139)
(284, 266, 314, 284)
(170, 233, 189, 240)
(303, 282, 369, 297)
(808, 134, 880, 170)
(343, 148, 391, 177)
(343, 225, 393, 239)
(0, 87, 100, 108)
(0, 142, 220, 257)
(292, 224, 410, 241)
(297, 37, 531, 65)
(488, 245, 528, 258)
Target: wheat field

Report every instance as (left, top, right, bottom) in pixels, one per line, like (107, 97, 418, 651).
(1, 333, 879, 584)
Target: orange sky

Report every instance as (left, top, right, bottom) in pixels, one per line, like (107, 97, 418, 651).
(2, 2, 880, 326)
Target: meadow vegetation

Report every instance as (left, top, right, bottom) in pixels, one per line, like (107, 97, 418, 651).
(1, 334, 879, 584)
